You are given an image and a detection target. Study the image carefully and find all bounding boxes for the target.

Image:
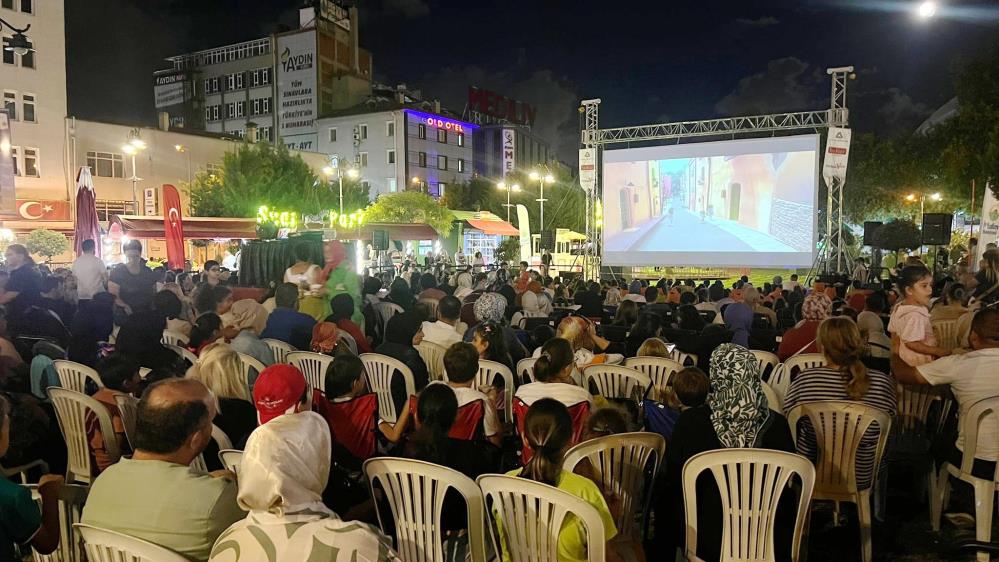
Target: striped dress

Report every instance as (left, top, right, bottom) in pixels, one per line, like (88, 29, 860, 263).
(783, 366, 897, 489)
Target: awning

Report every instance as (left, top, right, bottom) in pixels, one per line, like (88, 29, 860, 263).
(451, 210, 519, 236)
(0, 220, 75, 234)
(337, 222, 438, 241)
(111, 215, 257, 239)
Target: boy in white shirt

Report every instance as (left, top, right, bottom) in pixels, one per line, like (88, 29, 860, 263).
(442, 342, 502, 447)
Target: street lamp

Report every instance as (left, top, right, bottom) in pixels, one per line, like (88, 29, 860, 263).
(323, 164, 360, 216)
(496, 181, 521, 222)
(529, 169, 555, 231)
(0, 17, 32, 56)
(122, 129, 146, 214)
(905, 191, 942, 222)
(411, 176, 424, 192)
(916, 1, 937, 19)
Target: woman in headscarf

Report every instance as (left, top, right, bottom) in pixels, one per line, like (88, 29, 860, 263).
(511, 281, 549, 327)
(226, 299, 275, 366)
(386, 276, 414, 312)
(777, 292, 831, 360)
(462, 292, 529, 364)
(654, 344, 795, 561)
(624, 280, 645, 303)
(375, 311, 429, 412)
(723, 289, 754, 348)
(316, 240, 363, 325)
(310, 321, 341, 355)
(453, 269, 474, 300)
(208, 411, 399, 562)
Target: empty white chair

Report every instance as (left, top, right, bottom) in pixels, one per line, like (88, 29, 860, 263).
(287, 351, 335, 392)
(235, 352, 266, 395)
(53, 360, 103, 394)
(468, 360, 515, 423)
(477, 474, 607, 562)
(672, 349, 698, 367)
(27, 482, 88, 562)
(76, 524, 188, 562)
(750, 350, 780, 380)
(364, 457, 487, 562)
(416, 340, 447, 382)
(682, 449, 816, 562)
(624, 356, 682, 401)
(359, 353, 416, 424)
(161, 330, 189, 347)
(769, 353, 826, 406)
(217, 449, 243, 474)
(48, 388, 120, 485)
(113, 394, 139, 451)
(190, 425, 233, 473)
(930, 396, 999, 562)
(262, 338, 296, 363)
(787, 401, 891, 562)
(165, 344, 198, 366)
(582, 364, 651, 402)
(563, 432, 665, 540)
(516, 357, 537, 385)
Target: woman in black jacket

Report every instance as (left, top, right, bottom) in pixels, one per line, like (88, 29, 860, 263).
(374, 311, 428, 412)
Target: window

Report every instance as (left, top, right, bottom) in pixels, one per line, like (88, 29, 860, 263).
(328, 128, 337, 142)
(457, 158, 465, 173)
(457, 133, 465, 147)
(437, 128, 447, 143)
(418, 152, 427, 167)
(249, 68, 271, 87)
(19, 0, 30, 13)
(387, 178, 397, 192)
(359, 152, 368, 167)
(8, 146, 17, 175)
(20, 44, 33, 68)
(2, 42, 12, 65)
(3, 91, 15, 120)
(438, 155, 447, 170)
(386, 121, 394, 137)
(250, 97, 271, 116)
(438, 182, 447, 196)
(225, 102, 244, 119)
(259, 127, 272, 141)
(205, 104, 221, 121)
(387, 149, 395, 164)
(226, 72, 244, 91)
(21, 93, 34, 122)
(358, 124, 368, 140)
(418, 123, 426, 139)
(22, 147, 38, 177)
(1, 0, 12, 9)
(204, 77, 221, 95)
(87, 151, 125, 178)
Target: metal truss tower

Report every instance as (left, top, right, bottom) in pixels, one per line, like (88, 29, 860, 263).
(581, 99, 601, 281)
(825, 66, 853, 275)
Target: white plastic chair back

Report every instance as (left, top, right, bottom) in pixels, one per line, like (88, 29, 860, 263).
(750, 350, 780, 380)
(365, 458, 487, 562)
(671, 349, 698, 367)
(471, 360, 515, 423)
(769, 353, 826, 406)
(624, 356, 682, 401)
(48, 388, 119, 485)
(895, 383, 944, 436)
(416, 340, 447, 382)
(53, 360, 103, 394)
(28, 482, 88, 562)
(338, 331, 359, 355)
(235, 352, 266, 396)
(190, 425, 232, 473)
(582, 364, 651, 402)
(113, 394, 139, 451)
(165, 344, 198, 366)
(682, 449, 816, 562)
(932, 319, 960, 351)
(477, 474, 606, 562)
(375, 302, 404, 335)
(160, 330, 189, 347)
(562, 432, 665, 539)
(359, 353, 415, 424)
(417, 298, 440, 321)
(287, 351, 335, 392)
(218, 449, 243, 474)
(138, 368, 152, 380)
(516, 357, 537, 385)
(262, 338, 296, 363)
(76, 524, 188, 562)
(761, 381, 782, 412)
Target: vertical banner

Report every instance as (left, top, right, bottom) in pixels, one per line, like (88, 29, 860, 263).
(516, 204, 532, 263)
(579, 148, 596, 192)
(276, 30, 318, 151)
(162, 184, 186, 269)
(977, 181, 999, 266)
(822, 126, 852, 187)
(0, 112, 15, 214)
(502, 129, 516, 177)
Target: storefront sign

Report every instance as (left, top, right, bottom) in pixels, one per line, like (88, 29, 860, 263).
(502, 129, 516, 177)
(468, 86, 537, 127)
(277, 30, 318, 145)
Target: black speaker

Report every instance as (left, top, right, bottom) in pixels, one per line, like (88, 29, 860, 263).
(863, 221, 883, 246)
(540, 230, 556, 251)
(372, 229, 389, 251)
(921, 213, 953, 245)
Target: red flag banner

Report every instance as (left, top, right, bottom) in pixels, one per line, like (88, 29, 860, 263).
(162, 184, 186, 269)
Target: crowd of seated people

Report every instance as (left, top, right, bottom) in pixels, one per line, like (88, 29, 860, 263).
(3, 243, 999, 561)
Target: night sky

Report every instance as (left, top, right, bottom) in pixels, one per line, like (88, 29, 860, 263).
(66, 0, 999, 163)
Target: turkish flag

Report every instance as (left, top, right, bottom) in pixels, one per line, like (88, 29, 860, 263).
(162, 184, 186, 269)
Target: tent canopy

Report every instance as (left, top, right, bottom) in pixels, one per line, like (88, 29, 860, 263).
(451, 210, 519, 236)
(111, 215, 257, 239)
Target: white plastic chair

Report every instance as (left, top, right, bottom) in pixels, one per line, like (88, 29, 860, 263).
(563, 432, 665, 540)
(338, 331, 359, 355)
(359, 353, 416, 424)
(76, 524, 188, 562)
(48, 387, 120, 485)
(262, 338, 296, 363)
(761, 381, 782, 411)
(930, 396, 999, 562)
(516, 357, 537, 385)
(364, 457, 487, 562)
(190, 425, 233, 473)
(769, 353, 826, 406)
(582, 364, 651, 402)
(160, 330, 189, 347)
(682, 449, 816, 562)
(787, 401, 891, 562)
(416, 340, 447, 382)
(113, 394, 139, 451)
(750, 349, 780, 380)
(217, 449, 243, 474)
(477, 474, 607, 562)
(53, 360, 103, 394)
(287, 351, 335, 393)
(624, 356, 682, 401)
(375, 301, 404, 336)
(932, 319, 960, 351)
(671, 349, 698, 367)
(417, 297, 440, 321)
(26, 482, 88, 562)
(235, 352, 266, 395)
(468, 360, 515, 423)
(138, 367, 152, 379)
(165, 344, 198, 366)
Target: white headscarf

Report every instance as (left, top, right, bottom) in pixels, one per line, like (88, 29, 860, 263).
(237, 411, 331, 516)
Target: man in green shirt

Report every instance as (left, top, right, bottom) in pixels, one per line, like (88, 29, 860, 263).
(82, 378, 245, 561)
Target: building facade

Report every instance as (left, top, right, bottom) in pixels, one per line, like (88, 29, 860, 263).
(0, 0, 69, 202)
(473, 124, 554, 180)
(316, 104, 475, 199)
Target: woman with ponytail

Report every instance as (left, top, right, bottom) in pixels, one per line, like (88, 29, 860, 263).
(404, 383, 498, 479)
(515, 337, 593, 409)
(784, 316, 896, 490)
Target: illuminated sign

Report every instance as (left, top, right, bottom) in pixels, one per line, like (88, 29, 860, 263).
(467, 86, 537, 127)
(425, 117, 464, 133)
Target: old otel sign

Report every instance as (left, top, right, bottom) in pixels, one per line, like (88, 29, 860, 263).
(425, 116, 464, 133)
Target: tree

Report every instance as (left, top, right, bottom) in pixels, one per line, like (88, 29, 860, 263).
(25, 229, 70, 262)
(364, 191, 455, 236)
(186, 142, 334, 218)
(494, 236, 520, 263)
(872, 219, 921, 265)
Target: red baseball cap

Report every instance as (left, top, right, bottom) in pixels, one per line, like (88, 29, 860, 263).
(253, 364, 308, 425)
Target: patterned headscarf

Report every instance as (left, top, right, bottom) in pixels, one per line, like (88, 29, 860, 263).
(310, 322, 340, 354)
(629, 280, 643, 295)
(707, 344, 770, 448)
(229, 299, 269, 335)
(802, 293, 832, 322)
(474, 292, 506, 323)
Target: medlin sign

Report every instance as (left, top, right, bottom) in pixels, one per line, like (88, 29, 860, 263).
(467, 86, 537, 127)
(276, 30, 318, 151)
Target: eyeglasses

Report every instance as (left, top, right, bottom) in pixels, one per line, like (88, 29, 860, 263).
(209, 267, 221, 273)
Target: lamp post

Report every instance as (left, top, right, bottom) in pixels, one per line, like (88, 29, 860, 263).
(411, 176, 423, 192)
(323, 164, 360, 216)
(905, 191, 942, 224)
(529, 169, 555, 231)
(121, 129, 146, 214)
(0, 17, 31, 56)
(496, 181, 521, 222)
